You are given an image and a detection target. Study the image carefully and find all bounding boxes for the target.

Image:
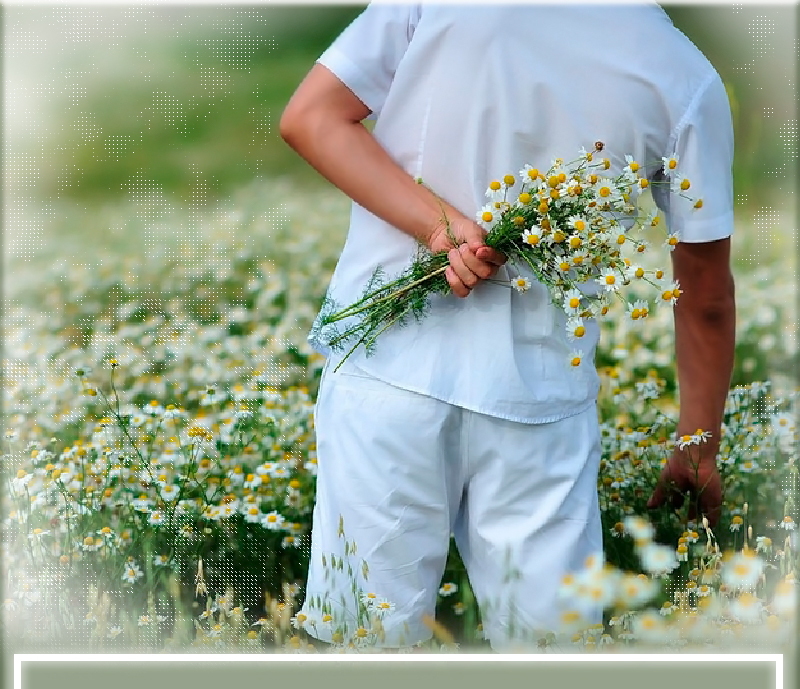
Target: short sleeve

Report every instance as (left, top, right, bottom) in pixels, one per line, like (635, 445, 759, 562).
(317, 3, 422, 119)
(651, 72, 734, 243)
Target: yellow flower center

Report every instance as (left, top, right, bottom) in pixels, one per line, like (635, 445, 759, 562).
(489, 180, 501, 191)
(518, 192, 532, 204)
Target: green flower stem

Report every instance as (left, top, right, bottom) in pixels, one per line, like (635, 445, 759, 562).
(326, 262, 450, 324)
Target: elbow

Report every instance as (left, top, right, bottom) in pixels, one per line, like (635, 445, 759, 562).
(279, 105, 301, 149)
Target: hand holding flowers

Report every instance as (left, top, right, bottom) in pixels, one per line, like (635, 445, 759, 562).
(313, 142, 703, 371)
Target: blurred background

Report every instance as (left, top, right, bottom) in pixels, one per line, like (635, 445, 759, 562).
(3, 3, 796, 232)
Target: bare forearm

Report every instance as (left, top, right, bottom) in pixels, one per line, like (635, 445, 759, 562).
(279, 68, 454, 248)
(673, 273, 736, 457)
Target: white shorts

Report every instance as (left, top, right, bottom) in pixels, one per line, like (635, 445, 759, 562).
(299, 359, 603, 649)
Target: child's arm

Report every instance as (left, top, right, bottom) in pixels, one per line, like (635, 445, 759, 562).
(647, 237, 735, 528)
(279, 63, 505, 298)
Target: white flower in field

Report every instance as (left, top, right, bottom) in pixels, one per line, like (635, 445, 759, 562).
(729, 515, 744, 532)
(756, 536, 772, 553)
(617, 573, 659, 608)
(107, 625, 122, 639)
(282, 535, 301, 549)
(659, 601, 675, 616)
(160, 484, 179, 502)
(122, 562, 143, 584)
(630, 610, 674, 644)
(360, 591, 380, 607)
(290, 612, 309, 630)
(243, 472, 262, 490)
(696, 584, 713, 598)
(131, 494, 154, 512)
(720, 551, 764, 590)
(262, 510, 285, 530)
(729, 592, 764, 624)
(243, 505, 263, 524)
(769, 580, 796, 618)
(153, 554, 170, 567)
(373, 598, 396, 617)
(557, 609, 589, 636)
(639, 543, 679, 576)
(779, 516, 795, 531)
(148, 510, 165, 526)
(624, 516, 655, 543)
(438, 582, 458, 597)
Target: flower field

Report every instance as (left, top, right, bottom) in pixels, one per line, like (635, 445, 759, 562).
(2, 173, 797, 654)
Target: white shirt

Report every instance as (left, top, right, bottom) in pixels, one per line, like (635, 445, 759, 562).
(308, 2, 734, 424)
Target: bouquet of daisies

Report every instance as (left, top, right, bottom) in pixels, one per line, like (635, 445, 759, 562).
(313, 142, 701, 370)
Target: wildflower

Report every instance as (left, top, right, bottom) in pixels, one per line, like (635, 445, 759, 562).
(661, 155, 679, 175)
(122, 562, 143, 583)
(512, 276, 532, 293)
(153, 554, 170, 567)
(438, 583, 458, 597)
(663, 233, 680, 251)
(779, 516, 795, 530)
(262, 511, 285, 530)
(568, 350, 583, 368)
(617, 573, 659, 608)
(730, 515, 744, 532)
(729, 592, 763, 624)
(374, 598, 396, 616)
(639, 543, 679, 576)
(659, 601, 674, 616)
(624, 516, 655, 542)
(756, 536, 772, 553)
(720, 551, 764, 590)
(148, 510, 165, 526)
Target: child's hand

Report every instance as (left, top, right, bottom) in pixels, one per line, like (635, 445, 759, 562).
(428, 217, 506, 298)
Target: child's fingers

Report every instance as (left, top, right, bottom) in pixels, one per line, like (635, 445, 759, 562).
(445, 265, 470, 298)
(449, 247, 482, 290)
(475, 246, 507, 266)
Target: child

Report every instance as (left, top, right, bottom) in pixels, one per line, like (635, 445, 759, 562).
(280, 2, 735, 650)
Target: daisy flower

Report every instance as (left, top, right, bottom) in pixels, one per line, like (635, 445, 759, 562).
(661, 155, 679, 176)
(597, 267, 619, 293)
(512, 276, 532, 293)
(720, 551, 764, 590)
(122, 562, 143, 584)
(568, 350, 583, 368)
(262, 511, 285, 530)
(663, 233, 680, 252)
(438, 582, 458, 597)
(563, 288, 583, 313)
(639, 543, 679, 576)
(659, 281, 682, 307)
(566, 317, 586, 341)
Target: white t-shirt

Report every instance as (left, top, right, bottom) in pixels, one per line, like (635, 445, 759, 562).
(308, 2, 734, 424)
